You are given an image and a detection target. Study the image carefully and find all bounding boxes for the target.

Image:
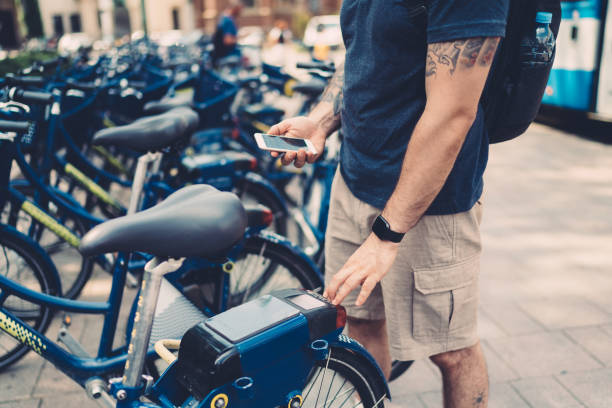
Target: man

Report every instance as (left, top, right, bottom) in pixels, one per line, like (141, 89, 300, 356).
(269, 1, 509, 406)
(212, 0, 242, 62)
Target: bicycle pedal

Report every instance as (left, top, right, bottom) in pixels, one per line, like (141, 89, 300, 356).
(58, 326, 91, 358)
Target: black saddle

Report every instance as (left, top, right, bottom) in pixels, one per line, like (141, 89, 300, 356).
(92, 107, 199, 153)
(79, 185, 247, 258)
(143, 92, 193, 116)
(291, 79, 326, 97)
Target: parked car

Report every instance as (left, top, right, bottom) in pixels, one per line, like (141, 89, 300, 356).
(58, 33, 93, 54)
(302, 15, 343, 50)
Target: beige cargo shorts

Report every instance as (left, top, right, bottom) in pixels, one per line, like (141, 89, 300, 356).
(325, 168, 483, 361)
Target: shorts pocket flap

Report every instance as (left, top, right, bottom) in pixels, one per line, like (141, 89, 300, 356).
(414, 255, 478, 295)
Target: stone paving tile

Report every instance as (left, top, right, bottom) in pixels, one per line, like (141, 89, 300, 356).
(485, 331, 602, 378)
(479, 302, 545, 337)
(520, 298, 611, 330)
(481, 340, 520, 384)
(389, 359, 442, 397)
(512, 376, 584, 407)
(418, 383, 529, 408)
(38, 392, 94, 408)
(564, 326, 612, 367)
(478, 309, 508, 340)
(556, 368, 612, 408)
(389, 394, 426, 407)
(0, 399, 40, 408)
(0, 352, 45, 400)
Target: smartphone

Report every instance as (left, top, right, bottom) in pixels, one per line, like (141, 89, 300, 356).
(254, 133, 317, 154)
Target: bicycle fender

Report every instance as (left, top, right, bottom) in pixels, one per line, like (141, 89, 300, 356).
(329, 333, 391, 401)
(255, 230, 322, 281)
(240, 172, 288, 213)
(0, 224, 63, 296)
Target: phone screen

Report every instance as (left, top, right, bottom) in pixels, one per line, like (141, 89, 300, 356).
(262, 134, 309, 151)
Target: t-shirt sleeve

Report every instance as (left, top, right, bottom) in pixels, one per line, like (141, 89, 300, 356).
(221, 17, 238, 36)
(427, 0, 509, 44)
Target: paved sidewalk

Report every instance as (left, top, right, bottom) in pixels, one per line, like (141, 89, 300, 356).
(1, 122, 612, 407)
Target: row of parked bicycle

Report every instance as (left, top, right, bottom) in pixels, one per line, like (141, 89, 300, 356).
(0, 40, 401, 407)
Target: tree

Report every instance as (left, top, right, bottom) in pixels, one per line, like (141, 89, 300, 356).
(21, 0, 44, 38)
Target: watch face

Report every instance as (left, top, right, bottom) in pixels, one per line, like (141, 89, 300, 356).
(372, 215, 404, 243)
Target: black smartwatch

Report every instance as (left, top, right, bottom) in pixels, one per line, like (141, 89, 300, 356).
(372, 215, 404, 243)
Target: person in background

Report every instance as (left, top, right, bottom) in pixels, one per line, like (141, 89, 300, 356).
(212, 0, 243, 63)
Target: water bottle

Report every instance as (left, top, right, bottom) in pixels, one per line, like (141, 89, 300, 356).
(520, 12, 555, 66)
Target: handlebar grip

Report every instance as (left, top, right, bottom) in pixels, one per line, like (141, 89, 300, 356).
(4, 73, 45, 87)
(0, 120, 30, 133)
(8, 88, 54, 105)
(66, 79, 98, 92)
(296, 61, 336, 72)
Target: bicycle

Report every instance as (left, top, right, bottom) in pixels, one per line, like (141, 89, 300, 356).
(1, 179, 389, 407)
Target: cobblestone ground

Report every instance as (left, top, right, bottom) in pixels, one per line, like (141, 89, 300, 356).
(1, 122, 612, 407)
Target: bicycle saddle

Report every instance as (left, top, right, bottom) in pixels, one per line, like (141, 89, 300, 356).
(92, 107, 199, 153)
(143, 92, 193, 115)
(79, 184, 247, 258)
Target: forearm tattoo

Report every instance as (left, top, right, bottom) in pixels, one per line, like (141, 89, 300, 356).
(316, 61, 345, 132)
(426, 37, 500, 77)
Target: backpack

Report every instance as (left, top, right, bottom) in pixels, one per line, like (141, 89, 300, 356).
(413, 0, 561, 143)
(482, 0, 561, 143)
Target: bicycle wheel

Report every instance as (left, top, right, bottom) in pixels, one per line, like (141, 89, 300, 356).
(1, 181, 94, 299)
(0, 226, 59, 371)
(299, 345, 388, 408)
(225, 235, 323, 309)
(235, 179, 288, 236)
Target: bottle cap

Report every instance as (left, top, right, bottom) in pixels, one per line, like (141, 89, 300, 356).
(536, 12, 553, 24)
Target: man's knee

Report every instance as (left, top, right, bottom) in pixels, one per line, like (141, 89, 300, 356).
(429, 342, 481, 370)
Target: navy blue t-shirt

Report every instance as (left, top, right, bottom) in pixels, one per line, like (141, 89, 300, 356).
(339, 0, 508, 214)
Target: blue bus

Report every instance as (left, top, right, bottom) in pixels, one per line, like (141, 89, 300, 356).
(543, 0, 612, 120)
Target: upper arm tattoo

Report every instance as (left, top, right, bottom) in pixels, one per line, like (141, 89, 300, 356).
(426, 37, 500, 77)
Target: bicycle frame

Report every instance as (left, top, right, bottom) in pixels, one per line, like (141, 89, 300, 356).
(0, 253, 132, 384)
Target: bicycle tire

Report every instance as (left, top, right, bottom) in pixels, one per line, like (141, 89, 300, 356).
(0, 225, 60, 371)
(300, 345, 388, 408)
(225, 235, 323, 309)
(389, 360, 414, 382)
(2, 181, 94, 299)
(235, 179, 288, 237)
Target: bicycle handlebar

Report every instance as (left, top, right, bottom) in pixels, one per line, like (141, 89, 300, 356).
(8, 88, 54, 105)
(66, 79, 98, 92)
(0, 119, 30, 133)
(296, 61, 336, 72)
(4, 74, 45, 87)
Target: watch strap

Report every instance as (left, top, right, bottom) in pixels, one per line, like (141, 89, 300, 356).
(372, 215, 404, 243)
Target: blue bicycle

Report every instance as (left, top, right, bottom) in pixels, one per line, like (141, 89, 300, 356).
(0, 175, 389, 407)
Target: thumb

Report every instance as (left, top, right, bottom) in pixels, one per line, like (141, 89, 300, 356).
(268, 120, 291, 136)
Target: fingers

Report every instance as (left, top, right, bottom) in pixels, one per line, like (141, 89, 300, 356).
(355, 276, 378, 306)
(306, 151, 319, 164)
(294, 149, 307, 168)
(281, 151, 297, 165)
(332, 269, 366, 305)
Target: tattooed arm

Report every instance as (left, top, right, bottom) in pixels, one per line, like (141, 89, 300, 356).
(325, 37, 500, 307)
(268, 60, 345, 167)
(381, 37, 500, 233)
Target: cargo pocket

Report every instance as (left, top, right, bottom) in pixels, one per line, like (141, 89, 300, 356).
(412, 255, 479, 343)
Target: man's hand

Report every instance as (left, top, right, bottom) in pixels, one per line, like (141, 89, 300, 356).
(267, 116, 327, 168)
(324, 233, 399, 306)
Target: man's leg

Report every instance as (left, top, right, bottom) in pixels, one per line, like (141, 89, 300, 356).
(347, 317, 391, 379)
(430, 342, 489, 408)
